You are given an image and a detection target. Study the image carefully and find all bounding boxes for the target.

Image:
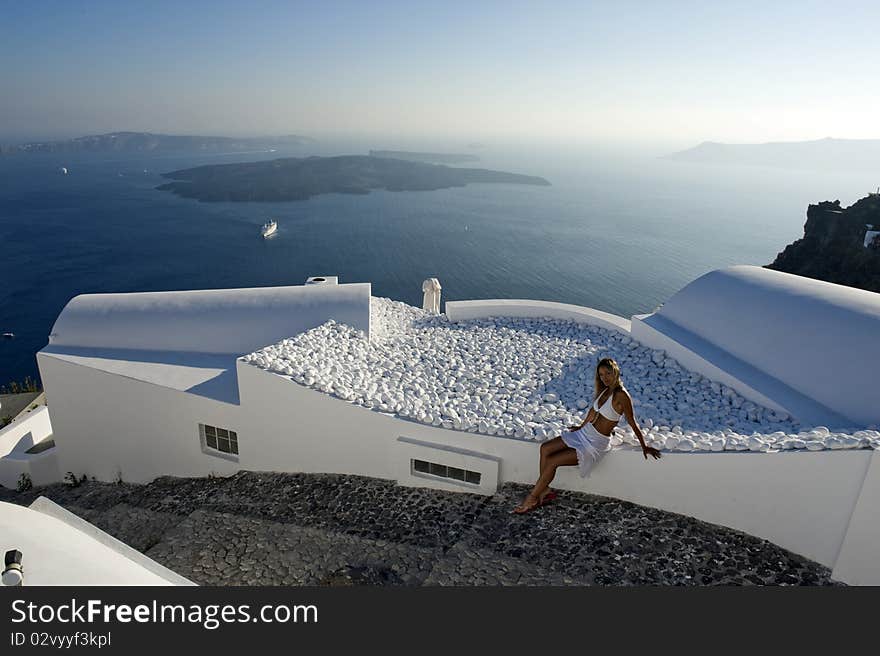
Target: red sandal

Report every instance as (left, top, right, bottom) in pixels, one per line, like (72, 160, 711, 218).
(512, 493, 541, 514)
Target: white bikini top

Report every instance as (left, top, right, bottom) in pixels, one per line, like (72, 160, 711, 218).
(593, 389, 622, 422)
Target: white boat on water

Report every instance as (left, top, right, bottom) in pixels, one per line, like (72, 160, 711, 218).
(261, 220, 278, 238)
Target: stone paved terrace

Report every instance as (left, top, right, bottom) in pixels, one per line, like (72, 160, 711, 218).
(0, 472, 840, 586)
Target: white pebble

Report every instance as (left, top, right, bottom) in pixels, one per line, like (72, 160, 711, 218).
(242, 295, 867, 453)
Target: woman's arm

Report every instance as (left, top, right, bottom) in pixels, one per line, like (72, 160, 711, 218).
(621, 392, 661, 460)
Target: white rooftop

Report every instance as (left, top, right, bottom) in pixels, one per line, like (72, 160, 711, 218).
(47, 282, 371, 354)
(40, 346, 240, 404)
(0, 497, 193, 586)
(645, 265, 880, 427)
(39, 280, 372, 404)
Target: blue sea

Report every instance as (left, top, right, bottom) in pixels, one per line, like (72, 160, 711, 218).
(1, 139, 876, 383)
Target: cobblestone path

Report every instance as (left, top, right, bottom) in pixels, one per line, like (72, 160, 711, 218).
(0, 472, 839, 586)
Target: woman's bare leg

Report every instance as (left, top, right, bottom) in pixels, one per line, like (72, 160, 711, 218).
(539, 437, 569, 474)
(514, 448, 578, 513)
(531, 449, 578, 499)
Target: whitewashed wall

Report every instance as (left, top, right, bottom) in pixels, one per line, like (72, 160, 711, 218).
(238, 364, 876, 580)
(564, 448, 872, 571)
(235, 361, 536, 491)
(446, 299, 631, 334)
(0, 449, 60, 490)
(37, 353, 242, 484)
(48, 282, 372, 354)
(0, 405, 52, 455)
(831, 449, 880, 585)
(0, 405, 59, 488)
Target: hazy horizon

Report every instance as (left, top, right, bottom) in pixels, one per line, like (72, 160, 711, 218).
(3, 1, 879, 146)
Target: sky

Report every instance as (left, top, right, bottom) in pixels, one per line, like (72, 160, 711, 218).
(2, 0, 879, 147)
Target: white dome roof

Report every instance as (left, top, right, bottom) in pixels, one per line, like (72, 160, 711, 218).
(654, 265, 880, 426)
(47, 283, 371, 355)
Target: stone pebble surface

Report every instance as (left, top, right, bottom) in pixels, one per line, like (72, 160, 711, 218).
(242, 296, 880, 454)
(0, 472, 840, 586)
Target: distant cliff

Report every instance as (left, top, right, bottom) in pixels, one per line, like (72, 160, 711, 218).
(665, 137, 880, 170)
(0, 132, 313, 155)
(369, 150, 480, 164)
(766, 194, 880, 293)
(156, 155, 550, 202)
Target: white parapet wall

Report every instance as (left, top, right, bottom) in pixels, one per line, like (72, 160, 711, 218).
(236, 362, 876, 582)
(564, 447, 873, 573)
(235, 360, 536, 493)
(831, 449, 880, 585)
(0, 405, 59, 489)
(446, 298, 632, 334)
(47, 282, 372, 354)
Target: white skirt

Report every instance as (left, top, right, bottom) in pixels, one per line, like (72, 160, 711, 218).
(560, 423, 612, 478)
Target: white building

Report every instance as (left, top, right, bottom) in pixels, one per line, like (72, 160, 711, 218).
(10, 267, 880, 585)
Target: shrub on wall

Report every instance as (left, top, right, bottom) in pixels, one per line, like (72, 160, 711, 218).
(63, 472, 89, 488)
(0, 376, 41, 395)
(17, 473, 32, 492)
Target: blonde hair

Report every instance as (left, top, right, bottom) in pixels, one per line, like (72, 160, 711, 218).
(594, 357, 625, 400)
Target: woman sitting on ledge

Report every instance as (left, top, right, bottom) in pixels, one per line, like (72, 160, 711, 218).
(514, 357, 661, 514)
